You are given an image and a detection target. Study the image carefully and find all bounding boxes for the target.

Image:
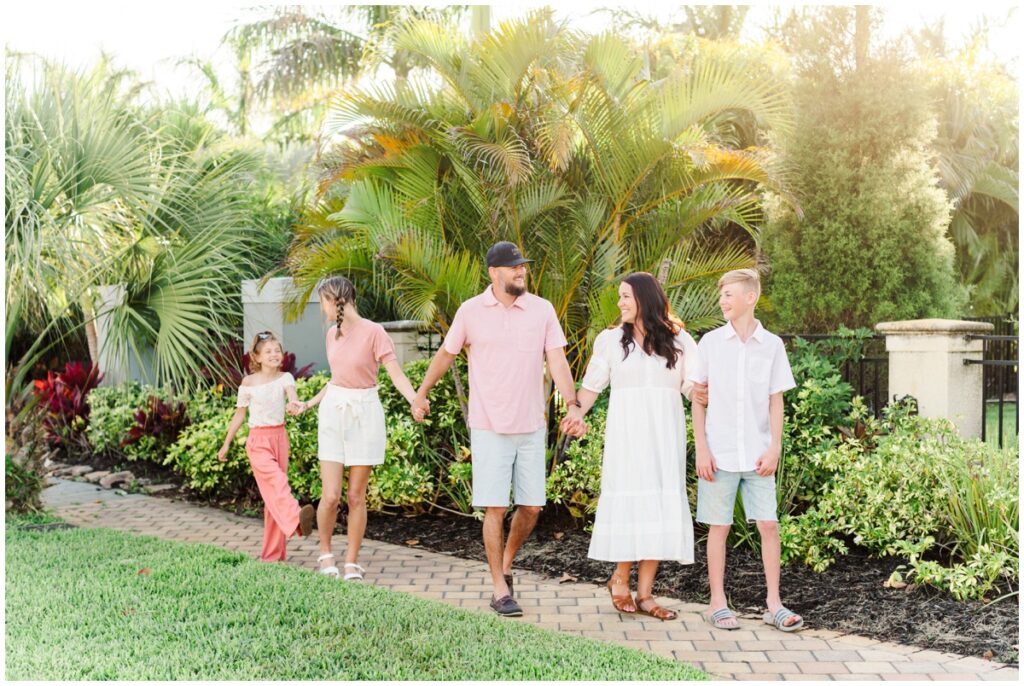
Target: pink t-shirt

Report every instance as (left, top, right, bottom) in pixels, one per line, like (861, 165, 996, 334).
(326, 318, 397, 388)
(443, 286, 568, 434)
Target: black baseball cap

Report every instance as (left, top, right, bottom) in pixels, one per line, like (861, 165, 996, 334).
(486, 241, 533, 268)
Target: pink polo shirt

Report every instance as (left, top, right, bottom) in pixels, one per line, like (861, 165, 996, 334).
(443, 286, 568, 434)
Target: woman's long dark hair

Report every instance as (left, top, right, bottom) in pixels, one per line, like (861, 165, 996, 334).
(619, 272, 683, 369)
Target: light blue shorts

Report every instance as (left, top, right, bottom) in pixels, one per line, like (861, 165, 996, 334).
(470, 428, 547, 508)
(696, 470, 777, 525)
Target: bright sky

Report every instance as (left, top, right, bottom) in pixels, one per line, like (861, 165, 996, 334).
(3, 2, 1019, 103)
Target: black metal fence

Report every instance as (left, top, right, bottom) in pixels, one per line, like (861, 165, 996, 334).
(778, 333, 889, 417)
(963, 331, 1019, 449)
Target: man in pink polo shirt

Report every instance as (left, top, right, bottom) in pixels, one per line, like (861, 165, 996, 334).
(412, 241, 582, 617)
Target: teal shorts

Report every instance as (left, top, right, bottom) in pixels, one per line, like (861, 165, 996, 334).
(696, 470, 777, 525)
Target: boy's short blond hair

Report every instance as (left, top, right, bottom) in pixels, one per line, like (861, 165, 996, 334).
(717, 268, 761, 297)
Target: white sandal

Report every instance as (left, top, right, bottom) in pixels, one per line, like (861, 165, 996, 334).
(343, 563, 365, 581)
(317, 553, 340, 578)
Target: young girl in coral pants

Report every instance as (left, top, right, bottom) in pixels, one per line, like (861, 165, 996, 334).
(219, 331, 315, 561)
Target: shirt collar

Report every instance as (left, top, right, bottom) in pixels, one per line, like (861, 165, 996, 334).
(483, 285, 526, 310)
(724, 319, 765, 342)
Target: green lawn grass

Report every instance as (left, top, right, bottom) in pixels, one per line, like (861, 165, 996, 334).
(984, 401, 1018, 447)
(5, 520, 707, 680)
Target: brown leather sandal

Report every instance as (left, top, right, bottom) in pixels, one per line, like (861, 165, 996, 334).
(635, 596, 678, 621)
(606, 573, 636, 613)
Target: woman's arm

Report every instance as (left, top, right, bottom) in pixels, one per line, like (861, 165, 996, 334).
(383, 359, 419, 405)
(302, 383, 329, 410)
(218, 407, 247, 461)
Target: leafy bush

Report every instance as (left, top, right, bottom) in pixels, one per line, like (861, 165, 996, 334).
(32, 361, 102, 453)
(761, 44, 966, 331)
(87, 383, 173, 462)
(780, 400, 1019, 600)
(547, 403, 607, 528)
(122, 396, 190, 460)
(6, 454, 45, 513)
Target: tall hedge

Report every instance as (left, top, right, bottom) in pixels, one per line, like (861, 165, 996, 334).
(762, 52, 966, 332)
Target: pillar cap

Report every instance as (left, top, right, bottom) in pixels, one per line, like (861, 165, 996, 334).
(875, 319, 994, 335)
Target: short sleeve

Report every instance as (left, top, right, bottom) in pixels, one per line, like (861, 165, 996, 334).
(373, 326, 397, 364)
(580, 330, 614, 394)
(687, 335, 710, 384)
(280, 372, 296, 388)
(543, 302, 568, 352)
(443, 305, 468, 355)
(677, 330, 700, 399)
(769, 339, 797, 395)
(235, 386, 250, 408)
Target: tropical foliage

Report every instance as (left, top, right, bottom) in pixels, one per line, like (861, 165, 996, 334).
(760, 7, 967, 331)
(285, 10, 794, 376)
(5, 55, 277, 394)
(916, 29, 1019, 315)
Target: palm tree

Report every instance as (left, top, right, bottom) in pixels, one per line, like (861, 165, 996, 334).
(6, 55, 266, 393)
(185, 5, 471, 144)
(285, 11, 794, 377)
(915, 27, 1019, 315)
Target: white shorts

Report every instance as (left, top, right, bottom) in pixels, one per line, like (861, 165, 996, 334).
(317, 384, 386, 466)
(470, 427, 547, 508)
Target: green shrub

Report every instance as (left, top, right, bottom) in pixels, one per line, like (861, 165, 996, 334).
(761, 47, 966, 331)
(547, 403, 607, 528)
(5, 454, 45, 513)
(87, 383, 173, 463)
(780, 400, 1019, 600)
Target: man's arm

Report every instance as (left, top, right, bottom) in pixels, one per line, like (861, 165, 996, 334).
(546, 346, 586, 435)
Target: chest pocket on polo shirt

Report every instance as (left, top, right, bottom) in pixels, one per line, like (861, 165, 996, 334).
(516, 325, 544, 354)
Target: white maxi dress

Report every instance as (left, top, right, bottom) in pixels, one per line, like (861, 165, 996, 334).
(581, 327, 698, 563)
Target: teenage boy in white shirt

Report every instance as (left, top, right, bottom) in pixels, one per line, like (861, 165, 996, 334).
(687, 269, 803, 632)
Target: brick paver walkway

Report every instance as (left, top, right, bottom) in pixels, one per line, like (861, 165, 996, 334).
(42, 479, 1018, 681)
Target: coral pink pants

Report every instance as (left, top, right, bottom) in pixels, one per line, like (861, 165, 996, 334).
(246, 425, 301, 561)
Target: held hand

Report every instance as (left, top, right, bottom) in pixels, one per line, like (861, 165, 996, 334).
(755, 448, 781, 476)
(286, 400, 305, 416)
(559, 415, 587, 437)
(695, 446, 717, 482)
(560, 407, 586, 437)
(411, 396, 430, 422)
(691, 382, 708, 406)
(217, 445, 229, 462)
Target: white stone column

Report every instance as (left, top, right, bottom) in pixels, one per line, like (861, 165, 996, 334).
(381, 320, 429, 366)
(95, 284, 128, 386)
(242, 277, 329, 372)
(875, 319, 994, 439)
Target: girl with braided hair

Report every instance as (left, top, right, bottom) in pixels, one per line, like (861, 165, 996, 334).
(293, 275, 423, 580)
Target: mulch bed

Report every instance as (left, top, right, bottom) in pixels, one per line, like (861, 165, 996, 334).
(363, 507, 1020, 665)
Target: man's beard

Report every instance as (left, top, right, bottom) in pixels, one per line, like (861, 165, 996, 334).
(504, 282, 526, 297)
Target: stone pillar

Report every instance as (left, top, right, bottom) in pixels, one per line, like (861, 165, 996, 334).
(875, 319, 994, 439)
(95, 284, 128, 386)
(242, 277, 329, 372)
(381, 320, 429, 366)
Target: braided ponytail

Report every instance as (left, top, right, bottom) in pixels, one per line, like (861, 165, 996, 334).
(317, 275, 357, 339)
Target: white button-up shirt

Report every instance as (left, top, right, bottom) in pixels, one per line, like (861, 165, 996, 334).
(687, 321, 796, 472)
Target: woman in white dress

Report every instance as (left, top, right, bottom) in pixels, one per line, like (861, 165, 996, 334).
(562, 272, 699, 620)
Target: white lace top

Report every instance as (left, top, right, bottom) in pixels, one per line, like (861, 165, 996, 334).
(235, 373, 296, 427)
